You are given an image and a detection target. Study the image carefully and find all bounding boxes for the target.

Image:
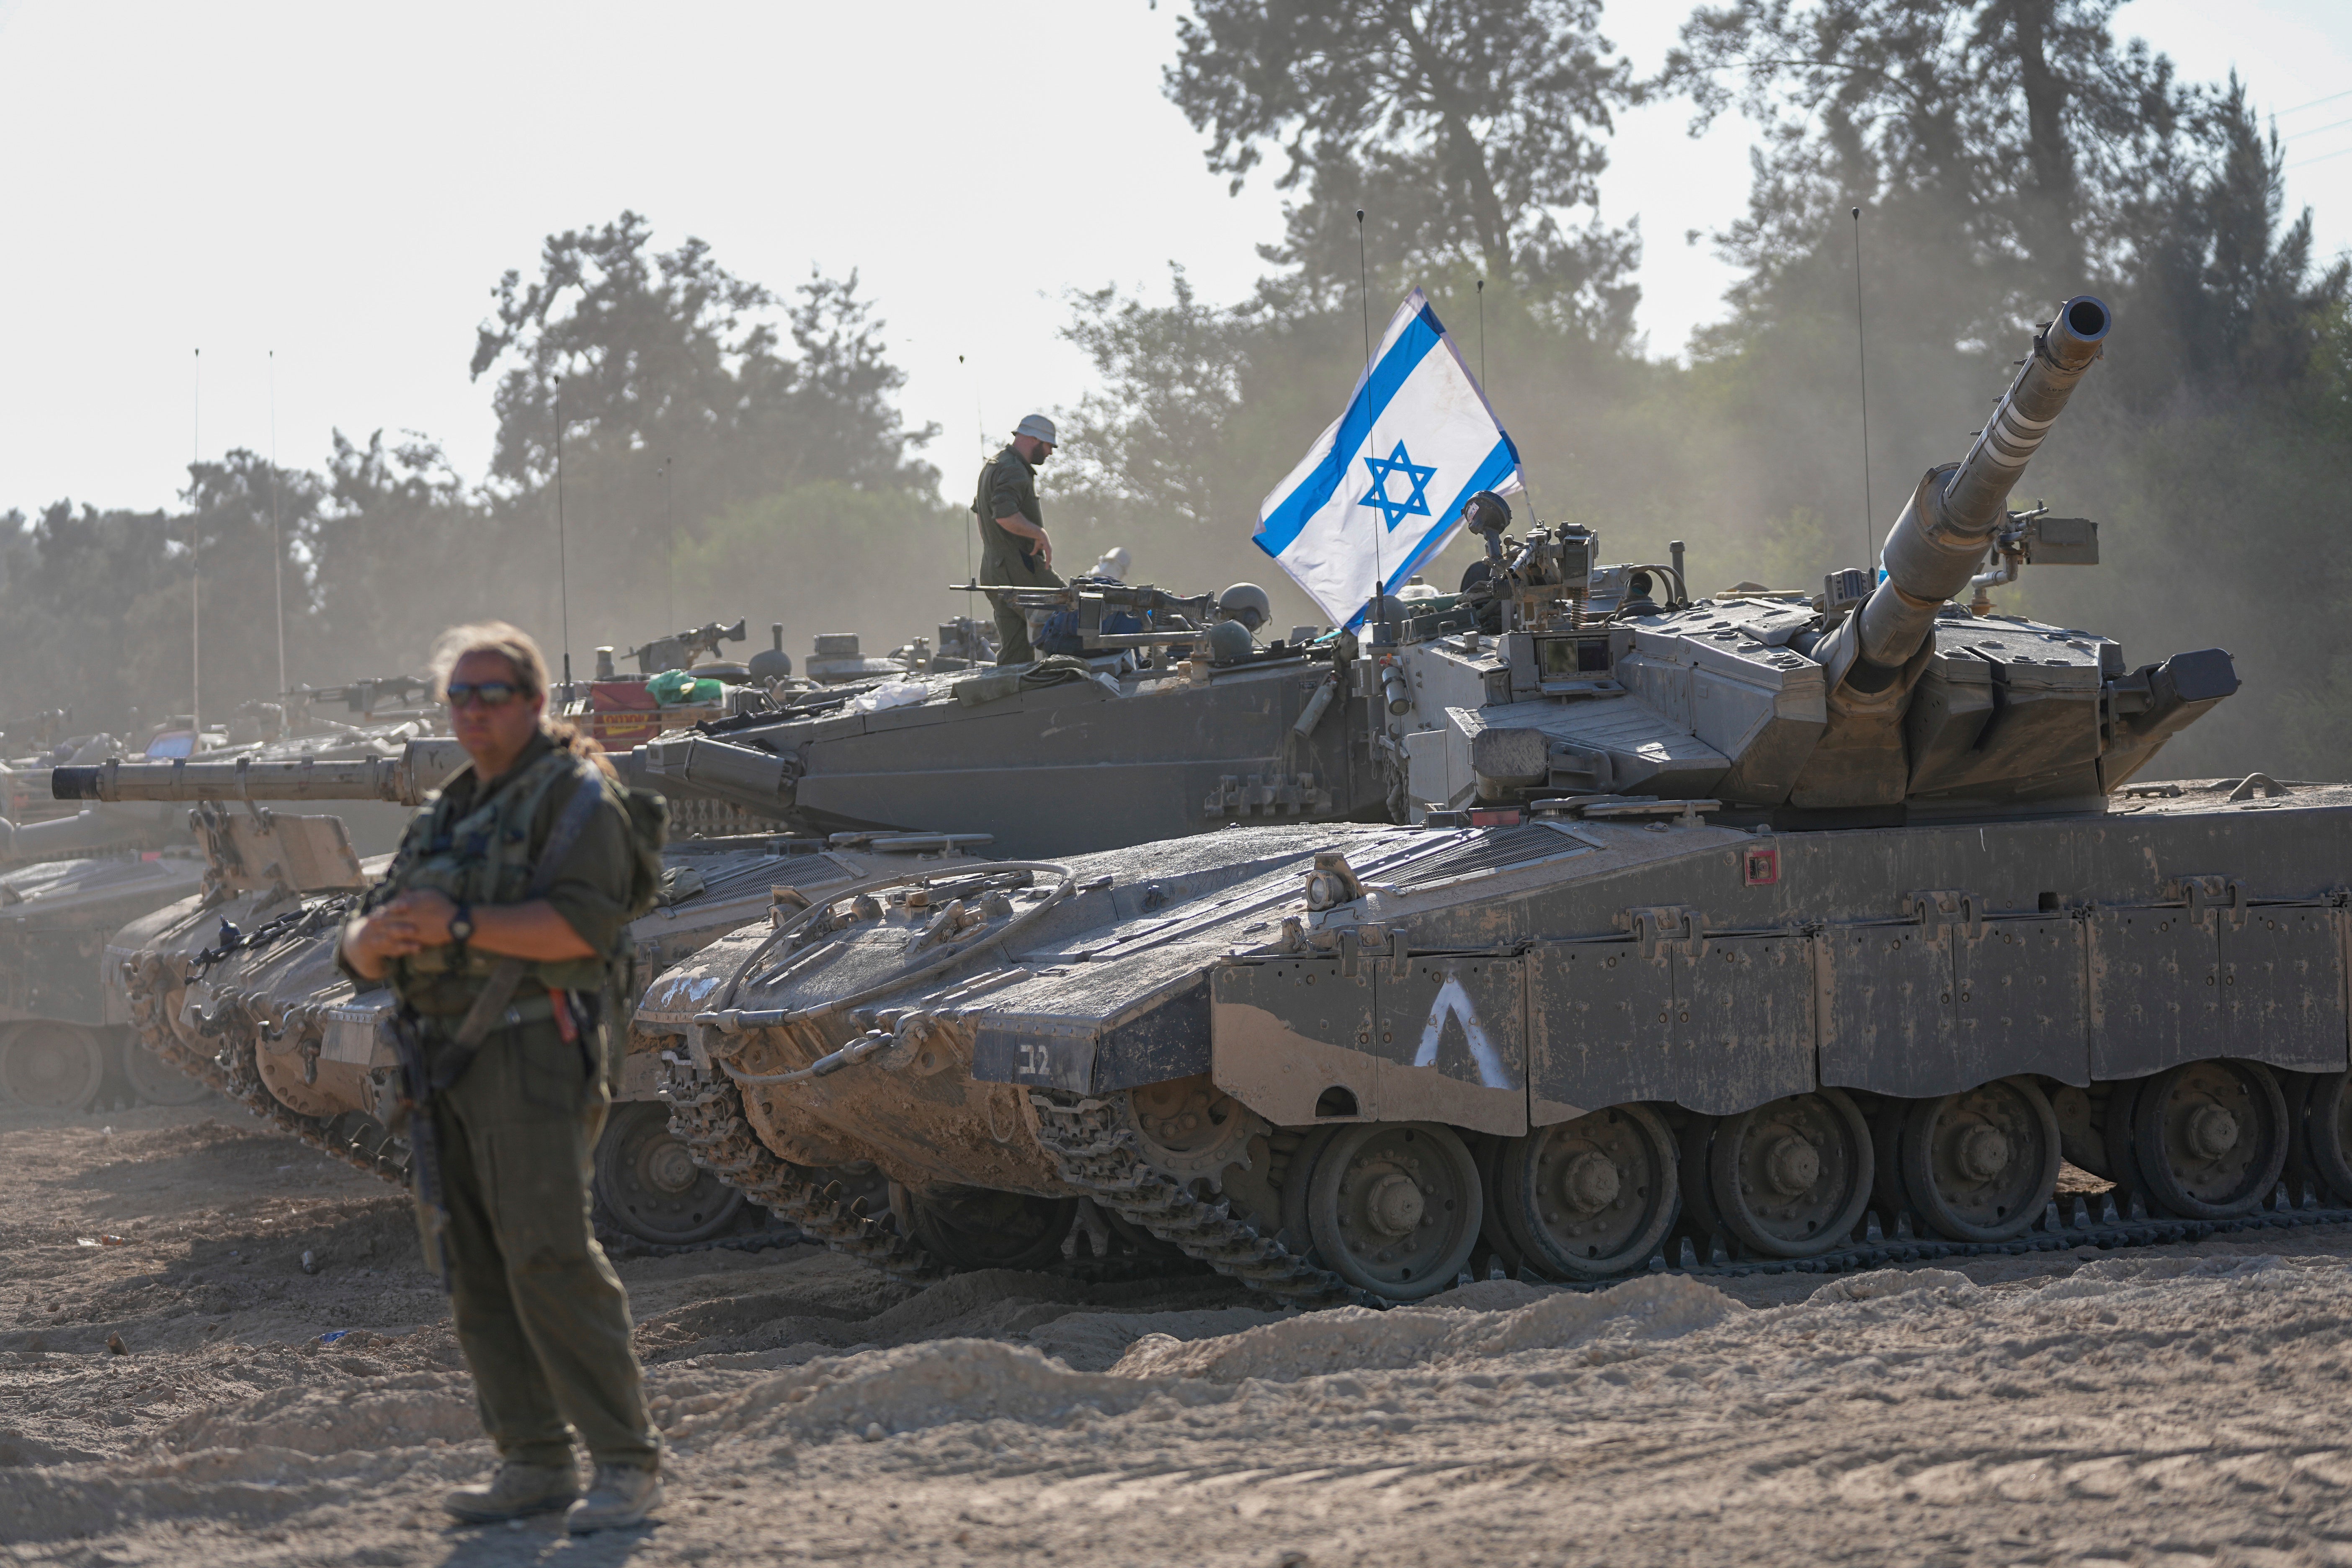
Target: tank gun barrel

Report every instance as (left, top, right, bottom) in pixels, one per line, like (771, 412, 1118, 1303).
(51, 738, 469, 806)
(1831, 296, 2110, 688)
(609, 734, 794, 816)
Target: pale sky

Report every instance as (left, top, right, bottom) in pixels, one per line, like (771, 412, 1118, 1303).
(0, 0, 2345, 518)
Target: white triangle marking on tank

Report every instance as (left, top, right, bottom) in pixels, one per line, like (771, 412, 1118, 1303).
(1413, 972, 1516, 1089)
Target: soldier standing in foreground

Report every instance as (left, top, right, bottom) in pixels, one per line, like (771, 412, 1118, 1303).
(974, 413, 1063, 665)
(338, 622, 666, 1533)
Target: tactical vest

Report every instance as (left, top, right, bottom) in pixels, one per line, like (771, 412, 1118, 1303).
(972, 445, 1046, 580)
(384, 746, 615, 1011)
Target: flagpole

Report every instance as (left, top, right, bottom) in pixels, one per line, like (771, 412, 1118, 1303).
(1476, 278, 1486, 387)
(1356, 207, 1386, 644)
(1852, 206, 1875, 571)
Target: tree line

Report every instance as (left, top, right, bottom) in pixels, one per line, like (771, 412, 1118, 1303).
(3, 0, 2345, 779)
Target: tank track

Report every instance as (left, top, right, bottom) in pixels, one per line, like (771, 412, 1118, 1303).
(1031, 1090, 2352, 1306)
(125, 957, 775, 1262)
(1654, 1183, 2352, 1287)
(630, 1068, 2352, 1306)
(1028, 1091, 1365, 1309)
(126, 955, 411, 1184)
(663, 1070, 948, 1286)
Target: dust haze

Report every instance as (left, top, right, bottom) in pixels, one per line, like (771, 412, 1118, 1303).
(3, 1, 2343, 784)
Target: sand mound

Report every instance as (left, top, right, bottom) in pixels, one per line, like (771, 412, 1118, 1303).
(669, 1338, 1202, 1449)
(1111, 1272, 1736, 1382)
(159, 1372, 479, 1459)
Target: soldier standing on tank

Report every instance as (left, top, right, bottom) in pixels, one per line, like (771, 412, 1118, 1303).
(338, 622, 665, 1534)
(974, 413, 1063, 665)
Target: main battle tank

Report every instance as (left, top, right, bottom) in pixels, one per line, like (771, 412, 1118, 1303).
(603, 580, 1379, 859)
(57, 740, 992, 1248)
(632, 298, 2352, 1304)
(0, 703, 447, 1111)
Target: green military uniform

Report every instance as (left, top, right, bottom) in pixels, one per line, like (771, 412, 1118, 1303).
(972, 443, 1063, 665)
(339, 730, 660, 1475)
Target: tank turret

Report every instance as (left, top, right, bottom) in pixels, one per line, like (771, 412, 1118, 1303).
(1393, 299, 2239, 822)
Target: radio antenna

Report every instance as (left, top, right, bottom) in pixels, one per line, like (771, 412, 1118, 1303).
(960, 353, 976, 591)
(268, 350, 286, 699)
(1357, 207, 1384, 639)
(659, 454, 675, 631)
(191, 347, 201, 745)
(1851, 206, 1876, 569)
(1476, 278, 1486, 387)
(554, 377, 572, 692)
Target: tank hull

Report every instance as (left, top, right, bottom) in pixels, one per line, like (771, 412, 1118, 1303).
(642, 785, 2352, 1301)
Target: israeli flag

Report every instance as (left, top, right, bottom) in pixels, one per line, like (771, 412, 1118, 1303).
(1254, 288, 1522, 630)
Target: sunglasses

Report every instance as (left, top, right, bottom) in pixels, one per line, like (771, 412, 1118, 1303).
(445, 681, 526, 709)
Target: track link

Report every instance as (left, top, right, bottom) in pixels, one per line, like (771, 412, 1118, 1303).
(1656, 1184, 2352, 1286)
(1028, 1091, 1364, 1309)
(663, 1068, 947, 1285)
(126, 952, 776, 1261)
(1033, 1090, 2352, 1306)
(126, 952, 411, 1185)
(561, 1061, 2352, 1306)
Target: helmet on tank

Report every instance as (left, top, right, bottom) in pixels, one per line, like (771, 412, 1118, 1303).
(1215, 582, 1271, 634)
(1205, 619, 1256, 665)
(1091, 546, 1132, 582)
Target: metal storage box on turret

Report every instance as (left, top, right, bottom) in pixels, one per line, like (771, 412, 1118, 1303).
(633, 297, 2352, 1304)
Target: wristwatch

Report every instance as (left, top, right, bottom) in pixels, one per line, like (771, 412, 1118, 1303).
(447, 904, 475, 945)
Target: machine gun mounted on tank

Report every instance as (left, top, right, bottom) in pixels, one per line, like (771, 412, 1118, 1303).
(286, 676, 440, 722)
(622, 619, 749, 677)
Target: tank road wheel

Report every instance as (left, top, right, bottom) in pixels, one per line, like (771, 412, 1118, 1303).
(0, 1021, 108, 1112)
(1494, 1106, 1680, 1280)
(1124, 1075, 1263, 1179)
(593, 1101, 747, 1246)
(120, 1026, 208, 1107)
(1707, 1089, 1873, 1259)
(2300, 1071, 2352, 1204)
(1305, 1122, 1482, 1301)
(1898, 1078, 2062, 1243)
(2131, 1059, 2288, 1220)
(896, 1185, 1078, 1274)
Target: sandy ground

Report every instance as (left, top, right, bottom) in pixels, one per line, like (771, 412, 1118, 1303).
(8, 1101, 2352, 1566)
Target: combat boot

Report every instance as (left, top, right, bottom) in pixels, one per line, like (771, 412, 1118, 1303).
(566, 1462, 664, 1533)
(443, 1460, 580, 1523)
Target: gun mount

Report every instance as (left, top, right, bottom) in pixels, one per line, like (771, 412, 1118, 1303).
(626, 618, 749, 676)
(954, 579, 1218, 659)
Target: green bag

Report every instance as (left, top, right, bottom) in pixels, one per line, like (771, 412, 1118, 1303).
(647, 669, 722, 706)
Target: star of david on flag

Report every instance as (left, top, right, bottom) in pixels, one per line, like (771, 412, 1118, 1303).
(1359, 442, 1436, 531)
(1254, 287, 1523, 631)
